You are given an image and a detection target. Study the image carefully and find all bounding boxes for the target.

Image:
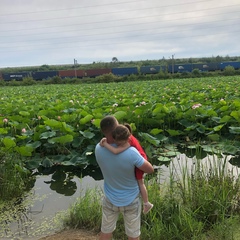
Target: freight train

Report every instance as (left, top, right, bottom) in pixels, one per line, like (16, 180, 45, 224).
(0, 61, 240, 81)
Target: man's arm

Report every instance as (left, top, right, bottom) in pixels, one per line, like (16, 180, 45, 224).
(100, 138, 130, 154)
(138, 160, 154, 174)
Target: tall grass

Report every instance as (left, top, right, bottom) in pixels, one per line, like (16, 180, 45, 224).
(62, 188, 102, 231)
(62, 155, 240, 239)
(0, 151, 31, 200)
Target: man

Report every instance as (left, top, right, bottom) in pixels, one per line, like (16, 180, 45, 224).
(95, 116, 154, 240)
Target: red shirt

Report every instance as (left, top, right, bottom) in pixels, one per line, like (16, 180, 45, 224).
(129, 135, 147, 180)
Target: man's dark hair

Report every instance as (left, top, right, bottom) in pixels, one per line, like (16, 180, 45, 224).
(100, 116, 118, 134)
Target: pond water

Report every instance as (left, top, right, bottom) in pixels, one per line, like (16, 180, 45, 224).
(1, 153, 240, 240)
(1, 171, 104, 240)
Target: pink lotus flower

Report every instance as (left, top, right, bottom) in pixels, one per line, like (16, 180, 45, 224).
(3, 118, 8, 123)
(22, 128, 26, 133)
(140, 101, 146, 106)
(58, 116, 61, 120)
(192, 103, 202, 109)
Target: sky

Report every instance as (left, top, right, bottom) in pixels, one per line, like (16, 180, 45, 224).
(0, 0, 240, 68)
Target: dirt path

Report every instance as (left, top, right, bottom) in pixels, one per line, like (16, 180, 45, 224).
(39, 229, 99, 240)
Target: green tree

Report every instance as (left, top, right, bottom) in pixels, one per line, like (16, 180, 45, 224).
(112, 57, 118, 63)
(223, 66, 235, 76)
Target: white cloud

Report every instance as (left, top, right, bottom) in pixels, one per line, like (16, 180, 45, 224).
(0, 0, 240, 67)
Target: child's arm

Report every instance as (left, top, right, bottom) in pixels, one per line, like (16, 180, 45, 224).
(101, 138, 130, 154)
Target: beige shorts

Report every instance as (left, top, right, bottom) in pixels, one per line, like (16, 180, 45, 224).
(101, 196, 141, 238)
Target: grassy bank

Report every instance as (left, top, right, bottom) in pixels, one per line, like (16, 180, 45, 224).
(61, 156, 240, 240)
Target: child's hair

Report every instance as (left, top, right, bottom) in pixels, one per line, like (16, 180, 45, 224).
(123, 123, 132, 134)
(112, 124, 132, 141)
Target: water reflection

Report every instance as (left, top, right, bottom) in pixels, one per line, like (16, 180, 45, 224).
(158, 153, 240, 185)
(34, 165, 103, 196)
(1, 167, 104, 240)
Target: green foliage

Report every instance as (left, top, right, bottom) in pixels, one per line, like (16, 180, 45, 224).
(95, 73, 118, 83)
(192, 68, 201, 77)
(0, 151, 32, 200)
(0, 77, 240, 170)
(62, 188, 102, 231)
(1, 55, 239, 73)
(223, 66, 235, 76)
(22, 77, 36, 85)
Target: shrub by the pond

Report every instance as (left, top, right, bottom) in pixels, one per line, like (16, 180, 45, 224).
(0, 151, 31, 200)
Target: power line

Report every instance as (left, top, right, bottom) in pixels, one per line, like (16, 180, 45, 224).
(1, 2, 238, 25)
(0, 27, 239, 53)
(1, 18, 239, 45)
(1, 14, 239, 41)
(0, 0, 215, 17)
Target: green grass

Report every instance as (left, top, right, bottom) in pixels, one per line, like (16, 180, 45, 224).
(62, 188, 102, 231)
(61, 156, 240, 240)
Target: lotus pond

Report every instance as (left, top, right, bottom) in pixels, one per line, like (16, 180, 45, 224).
(1, 76, 240, 238)
(0, 76, 240, 169)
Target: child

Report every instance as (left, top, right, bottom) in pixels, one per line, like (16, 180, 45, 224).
(100, 124, 153, 214)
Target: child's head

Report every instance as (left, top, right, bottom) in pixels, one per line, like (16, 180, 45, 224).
(112, 124, 132, 146)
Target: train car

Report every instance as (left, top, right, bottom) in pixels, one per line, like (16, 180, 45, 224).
(160, 65, 168, 72)
(2, 72, 30, 81)
(111, 67, 138, 76)
(192, 63, 210, 72)
(205, 63, 220, 71)
(219, 61, 240, 70)
(169, 64, 193, 73)
(58, 69, 85, 78)
(32, 71, 58, 80)
(192, 63, 221, 72)
(140, 66, 160, 74)
(85, 68, 111, 78)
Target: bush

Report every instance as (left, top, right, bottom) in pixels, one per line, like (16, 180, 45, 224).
(223, 66, 235, 76)
(95, 73, 116, 83)
(0, 151, 31, 200)
(192, 69, 201, 77)
(22, 77, 36, 85)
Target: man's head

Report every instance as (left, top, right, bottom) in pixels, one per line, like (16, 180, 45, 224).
(100, 116, 119, 142)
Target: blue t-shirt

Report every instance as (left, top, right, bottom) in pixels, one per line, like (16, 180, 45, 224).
(95, 143, 145, 206)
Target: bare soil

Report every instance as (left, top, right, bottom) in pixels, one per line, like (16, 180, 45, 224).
(39, 229, 99, 240)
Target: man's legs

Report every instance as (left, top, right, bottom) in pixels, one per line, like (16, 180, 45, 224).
(122, 197, 141, 240)
(100, 197, 119, 240)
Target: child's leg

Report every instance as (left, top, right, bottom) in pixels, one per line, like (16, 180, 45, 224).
(137, 179, 153, 214)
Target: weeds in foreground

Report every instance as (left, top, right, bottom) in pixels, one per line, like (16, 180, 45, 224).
(62, 155, 240, 240)
(62, 188, 102, 232)
(0, 151, 32, 200)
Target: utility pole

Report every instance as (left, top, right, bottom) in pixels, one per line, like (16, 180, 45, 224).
(74, 59, 77, 78)
(172, 54, 175, 74)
